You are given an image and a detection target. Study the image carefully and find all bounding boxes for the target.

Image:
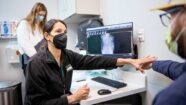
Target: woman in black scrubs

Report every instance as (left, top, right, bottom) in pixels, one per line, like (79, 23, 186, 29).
(24, 19, 156, 105)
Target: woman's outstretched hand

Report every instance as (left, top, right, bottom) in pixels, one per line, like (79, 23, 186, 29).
(117, 56, 157, 73)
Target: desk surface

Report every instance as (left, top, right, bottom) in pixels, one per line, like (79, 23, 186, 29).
(71, 69, 146, 105)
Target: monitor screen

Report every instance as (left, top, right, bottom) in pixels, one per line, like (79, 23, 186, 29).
(86, 22, 134, 58)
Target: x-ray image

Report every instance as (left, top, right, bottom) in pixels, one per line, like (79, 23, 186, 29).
(101, 33, 114, 54)
(87, 22, 134, 58)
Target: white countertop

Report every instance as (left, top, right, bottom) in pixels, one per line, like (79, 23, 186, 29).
(71, 69, 146, 105)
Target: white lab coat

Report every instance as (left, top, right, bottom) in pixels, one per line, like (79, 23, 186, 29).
(16, 20, 43, 57)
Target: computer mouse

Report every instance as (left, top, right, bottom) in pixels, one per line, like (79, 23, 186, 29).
(97, 89, 112, 95)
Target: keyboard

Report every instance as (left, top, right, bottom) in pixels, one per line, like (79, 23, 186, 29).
(91, 76, 127, 89)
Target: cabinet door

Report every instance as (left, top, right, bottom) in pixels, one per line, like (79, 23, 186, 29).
(59, 0, 76, 20)
(76, 0, 100, 15)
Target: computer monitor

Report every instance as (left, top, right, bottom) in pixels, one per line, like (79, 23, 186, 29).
(86, 22, 134, 58)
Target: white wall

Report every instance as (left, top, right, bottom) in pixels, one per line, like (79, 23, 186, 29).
(0, 0, 59, 21)
(66, 23, 80, 52)
(0, 0, 59, 81)
(100, 0, 184, 105)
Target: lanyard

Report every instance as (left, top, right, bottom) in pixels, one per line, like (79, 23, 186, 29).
(60, 64, 66, 94)
(60, 64, 65, 79)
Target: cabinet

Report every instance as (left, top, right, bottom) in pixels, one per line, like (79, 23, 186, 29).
(59, 0, 100, 23)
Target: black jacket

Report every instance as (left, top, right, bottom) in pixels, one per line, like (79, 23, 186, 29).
(24, 46, 117, 105)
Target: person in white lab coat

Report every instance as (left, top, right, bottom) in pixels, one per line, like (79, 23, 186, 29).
(16, 2, 47, 75)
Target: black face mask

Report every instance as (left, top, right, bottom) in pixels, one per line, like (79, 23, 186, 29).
(51, 33, 67, 49)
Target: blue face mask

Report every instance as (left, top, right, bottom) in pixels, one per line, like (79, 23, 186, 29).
(39, 16, 44, 22)
(35, 15, 44, 22)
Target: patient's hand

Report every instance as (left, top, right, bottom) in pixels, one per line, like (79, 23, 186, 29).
(130, 56, 157, 73)
(141, 62, 153, 70)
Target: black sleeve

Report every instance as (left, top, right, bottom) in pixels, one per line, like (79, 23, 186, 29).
(67, 50, 118, 70)
(25, 59, 68, 105)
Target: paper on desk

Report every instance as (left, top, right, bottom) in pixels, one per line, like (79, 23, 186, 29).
(71, 78, 116, 95)
(72, 71, 87, 82)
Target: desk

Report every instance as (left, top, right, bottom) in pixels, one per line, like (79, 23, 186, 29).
(71, 69, 146, 105)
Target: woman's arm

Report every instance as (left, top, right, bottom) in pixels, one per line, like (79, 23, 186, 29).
(68, 50, 117, 70)
(68, 50, 156, 72)
(17, 20, 37, 57)
(117, 56, 157, 73)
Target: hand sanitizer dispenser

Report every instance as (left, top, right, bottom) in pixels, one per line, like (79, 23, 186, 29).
(6, 41, 19, 63)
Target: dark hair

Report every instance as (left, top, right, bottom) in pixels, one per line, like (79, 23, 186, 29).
(44, 19, 67, 34)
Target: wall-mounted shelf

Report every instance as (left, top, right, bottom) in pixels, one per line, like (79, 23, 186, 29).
(8, 59, 19, 64)
(0, 35, 17, 39)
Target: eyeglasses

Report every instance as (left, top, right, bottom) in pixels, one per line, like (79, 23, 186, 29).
(159, 7, 184, 27)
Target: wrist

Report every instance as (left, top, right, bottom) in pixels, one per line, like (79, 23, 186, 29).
(117, 58, 133, 66)
(125, 58, 134, 64)
(67, 95, 77, 104)
(147, 63, 153, 69)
